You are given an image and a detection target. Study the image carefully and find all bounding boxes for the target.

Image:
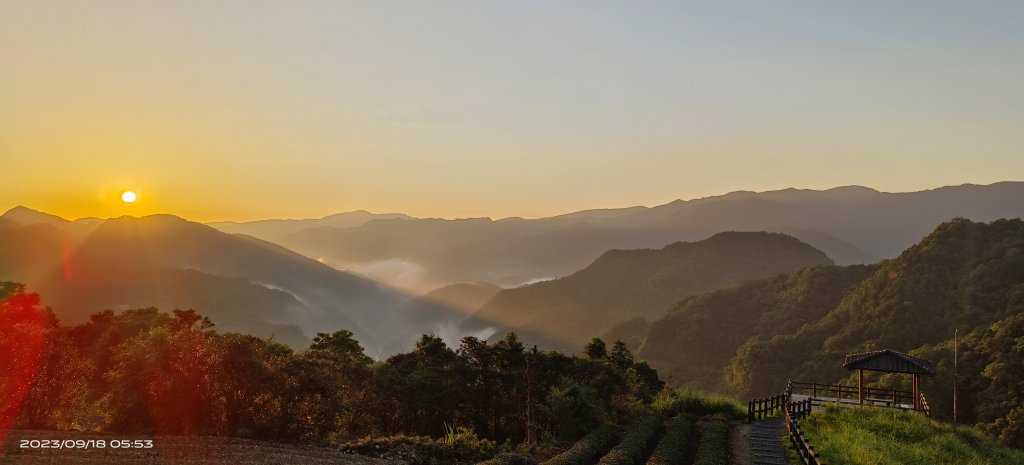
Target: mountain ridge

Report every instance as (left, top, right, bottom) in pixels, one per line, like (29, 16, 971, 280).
(461, 231, 834, 352)
(269, 182, 1024, 291)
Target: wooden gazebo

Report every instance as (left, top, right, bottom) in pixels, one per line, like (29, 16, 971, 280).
(843, 348, 935, 410)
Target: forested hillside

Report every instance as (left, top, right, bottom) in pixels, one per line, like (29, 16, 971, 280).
(628, 218, 1024, 448)
(464, 232, 833, 352)
(634, 264, 876, 389)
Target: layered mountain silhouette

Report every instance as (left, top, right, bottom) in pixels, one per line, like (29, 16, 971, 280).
(0, 208, 422, 353)
(2, 205, 76, 229)
(267, 182, 1024, 292)
(461, 232, 833, 352)
(3, 181, 1022, 356)
(395, 281, 503, 346)
(208, 210, 412, 242)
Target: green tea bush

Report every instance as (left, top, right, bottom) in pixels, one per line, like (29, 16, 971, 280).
(342, 431, 497, 465)
(476, 452, 536, 465)
(596, 414, 664, 465)
(541, 425, 619, 465)
(692, 416, 729, 465)
(645, 414, 695, 465)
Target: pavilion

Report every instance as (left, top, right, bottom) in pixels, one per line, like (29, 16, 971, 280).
(843, 348, 935, 410)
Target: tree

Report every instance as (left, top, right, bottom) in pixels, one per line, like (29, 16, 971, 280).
(0, 284, 49, 435)
(310, 330, 372, 367)
(544, 377, 605, 441)
(584, 338, 607, 360)
(104, 309, 224, 434)
(213, 333, 292, 438)
(610, 340, 634, 368)
(21, 324, 92, 429)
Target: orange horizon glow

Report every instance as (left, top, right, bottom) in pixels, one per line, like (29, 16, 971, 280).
(2, 2, 1023, 223)
(4, 178, 1024, 224)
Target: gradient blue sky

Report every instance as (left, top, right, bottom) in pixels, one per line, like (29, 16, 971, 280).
(3, 1, 1023, 221)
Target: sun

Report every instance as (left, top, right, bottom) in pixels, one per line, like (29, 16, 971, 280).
(121, 190, 137, 203)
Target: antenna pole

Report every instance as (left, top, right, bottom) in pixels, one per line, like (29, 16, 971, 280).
(953, 329, 958, 426)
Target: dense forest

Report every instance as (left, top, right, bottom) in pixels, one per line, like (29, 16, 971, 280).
(634, 264, 876, 389)
(0, 281, 662, 452)
(630, 218, 1024, 448)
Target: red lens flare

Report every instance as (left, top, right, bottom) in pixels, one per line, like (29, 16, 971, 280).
(0, 286, 47, 450)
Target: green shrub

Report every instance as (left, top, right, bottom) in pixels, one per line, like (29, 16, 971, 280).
(476, 452, 536, 465)
(541, 425, 619, 465)
(692, 416, 729, 465)
(545, 377, 608, 441)
(653, 389, 745, 420)
(645, 414, 695, 465)
(596, 414, 664, 465)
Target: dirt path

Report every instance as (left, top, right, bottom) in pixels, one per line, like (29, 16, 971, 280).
(678, 417, 706, 465)
(2, 431, 395, 465)
(729, 418, 788, 465)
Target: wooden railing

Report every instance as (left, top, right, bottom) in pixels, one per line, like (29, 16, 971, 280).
(749, 379, 932, 465)
(785, 398, 825, 465)
(789, 396, 812, 419)
(789, 381, 915, 406)
(788, 381, 930, 416)
(747, 392, 787, 422)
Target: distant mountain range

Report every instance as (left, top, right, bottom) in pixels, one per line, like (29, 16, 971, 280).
(395, 281, 503, 344)
(218, 182, 1024, 292)
(4, 184, 1022, 445)
(461, 231, 833, 352)
(208, 210, 413, 242)
(0, 207, 438, 354)
(3, 181, 1022, 356)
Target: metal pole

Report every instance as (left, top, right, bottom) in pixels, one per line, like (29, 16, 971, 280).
(526, 345, 534, 445)
(953, 329, 958, 426)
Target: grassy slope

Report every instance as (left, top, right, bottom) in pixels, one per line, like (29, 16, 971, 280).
(798, 406, 1024, 465)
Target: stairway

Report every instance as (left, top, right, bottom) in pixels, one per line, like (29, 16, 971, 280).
(738, 417, 789, 465)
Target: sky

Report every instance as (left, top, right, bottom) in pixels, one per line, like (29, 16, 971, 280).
(2, 1, 1023, 222)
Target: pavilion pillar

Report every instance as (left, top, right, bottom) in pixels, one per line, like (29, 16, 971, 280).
(858, 369, 864, 405)
(912, 374, 919, 410)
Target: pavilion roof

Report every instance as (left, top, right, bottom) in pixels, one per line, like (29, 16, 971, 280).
(843, 348, 935, 375)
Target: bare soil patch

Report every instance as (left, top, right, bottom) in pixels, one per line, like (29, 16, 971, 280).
(2, 430, 395, 465)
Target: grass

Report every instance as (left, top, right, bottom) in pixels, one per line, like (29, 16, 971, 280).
(652, 389, 746, 420)
(797, 406, 1024, 465)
